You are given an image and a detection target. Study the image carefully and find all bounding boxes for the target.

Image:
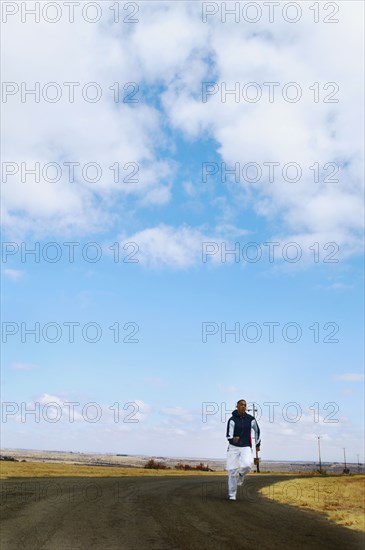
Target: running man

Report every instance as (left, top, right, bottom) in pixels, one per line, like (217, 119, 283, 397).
(226, 399, 261, 500)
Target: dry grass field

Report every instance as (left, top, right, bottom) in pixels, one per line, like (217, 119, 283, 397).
(0, 460, 223, 479)
(0, 460, 306, 480)
(260, 475, 365, 532)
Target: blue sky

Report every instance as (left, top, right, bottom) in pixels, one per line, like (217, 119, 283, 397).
(1, 1, 364, 462)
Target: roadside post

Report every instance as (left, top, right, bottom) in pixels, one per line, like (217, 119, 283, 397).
(248, 404, 260, 473)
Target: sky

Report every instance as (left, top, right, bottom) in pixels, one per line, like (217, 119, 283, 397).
(1, 0, 364, 463)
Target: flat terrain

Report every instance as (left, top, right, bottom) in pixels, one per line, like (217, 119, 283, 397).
(1, 475, 364, 550)
(3, 448, 362, 474)
(0, 461, 223, 479)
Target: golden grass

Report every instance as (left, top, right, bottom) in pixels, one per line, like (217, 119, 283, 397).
(260, 475, 365, 532)
(0, 461, 224, 479)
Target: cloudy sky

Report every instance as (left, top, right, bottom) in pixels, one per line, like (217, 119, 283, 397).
(2, 1, 364, 462)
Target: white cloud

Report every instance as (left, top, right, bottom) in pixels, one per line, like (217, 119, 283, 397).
(160, 406, 194, 424)
(19, 394, 151, 425)
(329, 283, 353, 290)
(38, 393, 64, 406)
(182, 181, 196, 197)
(3, 1, 363, 254)
(130, 2, 209, 84)
(159, 2, 364, 254)
(10, 362, 36, 370)
(2, 392, 363, 460)
(334, 373, 365, 382)
(144, 377, 168, 389)
(2, 268, 24, 281)
(218, 385, 241, 395)
(120, 224, 215, 268)
(130, 400, 151, 423)
(2, 13, 172, 237)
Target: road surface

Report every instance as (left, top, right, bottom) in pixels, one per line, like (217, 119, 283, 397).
(1, 475, 363, 549)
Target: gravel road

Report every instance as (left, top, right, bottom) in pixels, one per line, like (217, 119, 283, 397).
(1, 475, 363, 549)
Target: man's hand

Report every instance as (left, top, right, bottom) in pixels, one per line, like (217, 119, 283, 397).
(233, 436, 240, 443)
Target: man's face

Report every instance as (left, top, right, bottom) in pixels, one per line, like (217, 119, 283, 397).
(237, 400, 246, 415)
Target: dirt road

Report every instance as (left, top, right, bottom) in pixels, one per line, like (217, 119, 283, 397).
(1, 475, 363, 549)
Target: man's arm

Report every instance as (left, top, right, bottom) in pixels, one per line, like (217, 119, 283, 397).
(252, 418, 261, 449)
(226, 418, 235, 444)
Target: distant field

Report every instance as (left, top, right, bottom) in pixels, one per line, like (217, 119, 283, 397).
(0, 461, 224, 479)
(0, 460, 313, 479)
(260, 475, 365, 532)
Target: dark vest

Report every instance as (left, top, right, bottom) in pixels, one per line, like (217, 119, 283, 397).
(227, 411, 254, 447)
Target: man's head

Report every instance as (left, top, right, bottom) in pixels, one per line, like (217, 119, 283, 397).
(236, 399, 247, 415)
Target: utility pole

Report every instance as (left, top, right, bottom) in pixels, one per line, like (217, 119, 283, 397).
(248, 404, 260, 473)
(343, 447, 349, 474)
(317, 436, 322, 472)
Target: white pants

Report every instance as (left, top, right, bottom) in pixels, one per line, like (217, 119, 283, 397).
(226, 445, 253, 498)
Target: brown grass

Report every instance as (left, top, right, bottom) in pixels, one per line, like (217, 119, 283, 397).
(260, 475, 365, 532)
(0, 461, 224, 479)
